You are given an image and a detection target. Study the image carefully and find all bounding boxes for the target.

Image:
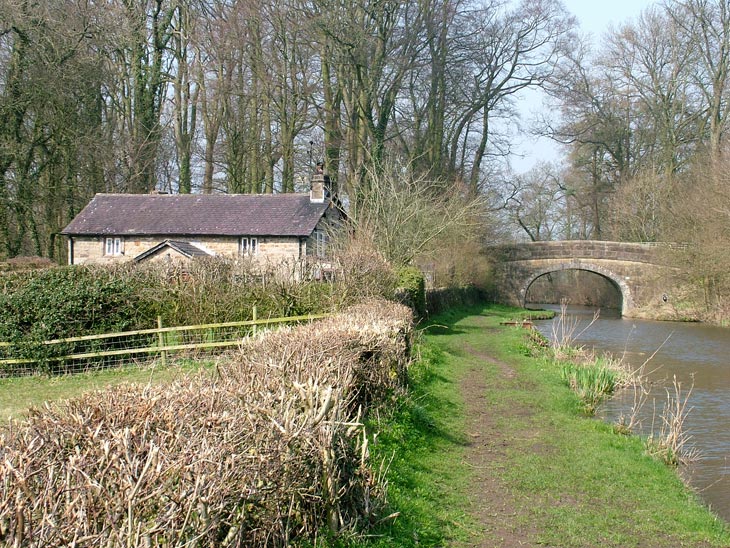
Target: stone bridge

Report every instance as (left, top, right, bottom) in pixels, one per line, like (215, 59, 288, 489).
(489, 240, 680, 317)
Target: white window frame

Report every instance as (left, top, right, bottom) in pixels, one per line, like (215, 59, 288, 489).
(240, 237, 258, 256)
(104, 237, 123, 256)
(314, 230, 327, 258)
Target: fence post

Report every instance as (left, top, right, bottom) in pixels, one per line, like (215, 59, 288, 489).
(253, 306, 257, 337)
(157, 316, 167, 367)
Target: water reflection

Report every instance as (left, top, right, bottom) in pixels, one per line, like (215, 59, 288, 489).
(528, 303, 730, 522)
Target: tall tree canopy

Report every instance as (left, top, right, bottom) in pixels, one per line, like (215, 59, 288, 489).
(534, 0, 730, 243)
(0, 0, 574, 260)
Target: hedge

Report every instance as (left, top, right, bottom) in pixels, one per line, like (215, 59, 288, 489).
(0, 300, 413, 546)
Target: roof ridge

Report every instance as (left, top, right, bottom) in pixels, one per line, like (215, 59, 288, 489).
(94, 192, 310, 197)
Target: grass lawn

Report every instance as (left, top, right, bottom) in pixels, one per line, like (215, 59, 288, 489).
(0, 358, 214, 420)
(355, 303, 730, 547)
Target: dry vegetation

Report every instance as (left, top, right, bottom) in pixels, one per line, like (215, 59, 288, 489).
(0, 257, 56, 273)
(0, 300, 413, 546)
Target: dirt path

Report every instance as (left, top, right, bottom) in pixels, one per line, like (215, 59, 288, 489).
(456, 343, 545, 548)
(452, 332, 722, 548)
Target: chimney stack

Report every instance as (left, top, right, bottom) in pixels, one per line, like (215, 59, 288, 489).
(310, 162, 326, 203)
(310, 173, 325, 203)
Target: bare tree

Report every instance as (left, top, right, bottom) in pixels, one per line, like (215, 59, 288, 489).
(0, 0, 111, 258)
(305, 0, 425, 200)
(192, 0, 235, 193)
(606, 169, 675, 242)
(543, 1, 730, 242)
(604, 7, 702, 176)
(171, 0, 199, 193)
(265, 2, 318, 192)
(396, 0, 457, 180)
(505, 162, 568, 241)
(665, 151, 730, 318)
(104, 0, 176, 193)
(342, 159, 487, 266)
(665, 0, 730, 157)
(445, 0, 576, 194)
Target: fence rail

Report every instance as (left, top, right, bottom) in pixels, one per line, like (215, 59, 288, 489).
(0, 308, 329, 377)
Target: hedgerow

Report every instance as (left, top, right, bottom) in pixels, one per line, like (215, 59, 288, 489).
(0, 266, 157, 362)
(0, 300, 413, 546)
(0, 256, 398, 365)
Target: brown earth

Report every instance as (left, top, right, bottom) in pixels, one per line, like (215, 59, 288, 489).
(456, 344, 546, 548)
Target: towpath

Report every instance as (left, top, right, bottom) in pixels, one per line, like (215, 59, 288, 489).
(431, 311, 727, 547)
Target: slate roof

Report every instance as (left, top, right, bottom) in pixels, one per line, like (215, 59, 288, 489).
(133, 240, 212, 262)
(62, 193, 330, 237)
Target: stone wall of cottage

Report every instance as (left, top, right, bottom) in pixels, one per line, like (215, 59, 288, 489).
(257, 237, 302, 263)
(69, 236, 302, 265)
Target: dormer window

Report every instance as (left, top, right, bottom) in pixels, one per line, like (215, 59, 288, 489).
(105, 237, 123, 256)
(240, 237, 258, 256)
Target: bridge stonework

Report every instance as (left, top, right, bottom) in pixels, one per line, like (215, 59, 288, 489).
(489, 241, 678, 317)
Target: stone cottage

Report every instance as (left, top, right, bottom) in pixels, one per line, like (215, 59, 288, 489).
(61, 175, 340, 266)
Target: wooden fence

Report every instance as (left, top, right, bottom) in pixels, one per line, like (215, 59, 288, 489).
(0, 307, 329, 377)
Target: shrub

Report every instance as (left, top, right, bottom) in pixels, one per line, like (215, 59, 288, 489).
(0, 257, 402, 373)
(330, 231, 399, 306)
(426, 286, 486, 316)
(0, 266, 151, 340)
(429, 238, 495, 290)
(397, 266, 426, 318)
(0, 266, 159, 374)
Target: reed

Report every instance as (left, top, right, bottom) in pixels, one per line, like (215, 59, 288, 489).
(561, 360, 618, 415)
(550, 300, 600, 360)
(646, 375, 699, 466)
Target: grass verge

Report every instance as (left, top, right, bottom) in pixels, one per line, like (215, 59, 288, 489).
(0, 359, 212, 420)
(350, 326, 479, 547)
(345, 303, 730, 547)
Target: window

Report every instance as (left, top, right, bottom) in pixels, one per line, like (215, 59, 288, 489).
(314, 230, 327, 258)
(240, 237, 258, 256)
(104, 237, 123, 256)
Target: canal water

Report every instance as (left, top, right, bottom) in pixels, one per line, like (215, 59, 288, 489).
(529, 303, 730, 522)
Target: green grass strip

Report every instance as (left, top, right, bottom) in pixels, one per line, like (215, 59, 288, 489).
(0, 359, 212, 420)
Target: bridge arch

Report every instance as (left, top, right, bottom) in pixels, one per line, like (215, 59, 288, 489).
(490, 240, 676, 318)
(518, 262, 634, 316)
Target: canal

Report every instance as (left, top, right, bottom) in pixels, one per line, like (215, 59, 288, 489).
(530, 303, 730, 523)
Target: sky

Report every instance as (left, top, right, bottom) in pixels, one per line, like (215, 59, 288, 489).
(562, 0, 657, 39)
(511, 0, 657, 173)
